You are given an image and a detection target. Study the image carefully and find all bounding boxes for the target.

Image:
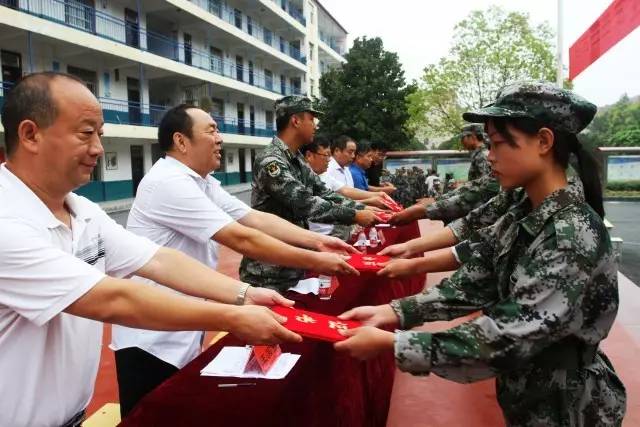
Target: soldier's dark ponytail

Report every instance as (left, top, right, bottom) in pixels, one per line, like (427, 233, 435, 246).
(492, 117, 605, 219)
(563, 133, 605, 218)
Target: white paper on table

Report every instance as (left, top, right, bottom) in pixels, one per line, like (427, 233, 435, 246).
(287, 277, 320, 295)
(200, 346, 300, 380)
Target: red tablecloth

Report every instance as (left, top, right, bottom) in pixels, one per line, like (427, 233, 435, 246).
(120, 223, 425, 427)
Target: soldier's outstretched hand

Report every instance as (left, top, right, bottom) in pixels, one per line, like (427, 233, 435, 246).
(334, 326, 394, 360)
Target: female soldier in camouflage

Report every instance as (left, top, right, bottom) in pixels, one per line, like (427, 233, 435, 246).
(335, 82, 626, 426)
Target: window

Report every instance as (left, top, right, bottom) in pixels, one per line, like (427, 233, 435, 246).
(280, 74, 286, 95)
(309, 2, 314, 24)
(309, 43, 314, 61)
(209, 46, 223, 74)
(103, 72, 111, 97)
(211, 98, 225, 130)
(247, 16, 253, 35)
(183, 33, 192, 66)
(264, 28, 273, 46)
(64, 0, 96, 33)
(234, 9, 242, 29)
(184, 88, 194, 105)
(67, 65, 97, 95)
(207, 0, 222, 17)
(264, 69, 273, 91)
(124, 8, 139, 48)
(291, 77, 301, 95)
(235, 56, 243, 82)
(265, 111, 274, 131)
(248, 61, 254, 86)
(310, 79, 315, 97)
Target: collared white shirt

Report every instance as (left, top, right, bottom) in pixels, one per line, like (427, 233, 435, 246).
(308, 172, 345, 235)
(110, 156, 251, 368)
(326, 157, 354, 188)
(0, 164, 158, 427)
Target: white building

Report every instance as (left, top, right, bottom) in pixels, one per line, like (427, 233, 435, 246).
(0, 0, 347, 204)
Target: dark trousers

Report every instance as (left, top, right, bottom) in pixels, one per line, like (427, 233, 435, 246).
(115, 347, 178, 418)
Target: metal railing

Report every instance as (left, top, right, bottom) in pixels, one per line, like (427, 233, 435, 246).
(319, 32, 345, 56)
(188, 0, 306, 65)
(98, 97, 275, 137)
(0, 0, 306, 96)
(270, 0, 306, 26)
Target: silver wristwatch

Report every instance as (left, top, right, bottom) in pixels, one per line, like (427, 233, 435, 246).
(236, 283, 251, 305)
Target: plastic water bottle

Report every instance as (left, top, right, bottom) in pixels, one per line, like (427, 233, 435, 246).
(318, 275, 333, 300)
(368, 227, 379, 248)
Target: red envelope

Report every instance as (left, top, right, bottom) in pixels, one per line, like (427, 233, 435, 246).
(346, 253, 391, 272)
(271, 306, 362, 342)
(381, 195, 403, 213)
(374, 211, 394, 223)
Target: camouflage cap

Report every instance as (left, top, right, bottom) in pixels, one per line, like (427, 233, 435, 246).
(462, 81, 597, 134)
(460, 123, 484, 137)
(274, 95, 323, 119)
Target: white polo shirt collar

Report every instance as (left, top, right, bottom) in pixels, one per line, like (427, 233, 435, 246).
(0, 164, 95, 228)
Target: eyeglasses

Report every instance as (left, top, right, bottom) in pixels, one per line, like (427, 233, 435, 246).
(312, 151, 331, 158)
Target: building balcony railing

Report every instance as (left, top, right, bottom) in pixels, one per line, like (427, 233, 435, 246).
(188, 0, 306, 65)
(99, 97, 276, 138)
(269, 0, 306, 26)
(0, 86, 275, 138)
(0, 0, 306, 97)
(319, 32, 346, 57)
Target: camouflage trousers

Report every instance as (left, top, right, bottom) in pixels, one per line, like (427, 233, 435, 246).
(496, 352, 626, 426)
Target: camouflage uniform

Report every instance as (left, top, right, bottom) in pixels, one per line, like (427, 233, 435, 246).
(390, 168, 413, 208)
(389, 82, 626, 426)
(468, 145, 492, 181)
(240, 97, 361, 292)
(449, 187, 521, 241)
(462, 123, 492, 181)
(424, 174, 501, 223)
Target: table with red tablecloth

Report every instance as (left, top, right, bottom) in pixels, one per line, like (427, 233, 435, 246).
(120, 222, 425, 427)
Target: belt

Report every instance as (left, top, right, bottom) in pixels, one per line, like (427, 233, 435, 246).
(531, 337, 598, 370)
(60, 409, 86, 427)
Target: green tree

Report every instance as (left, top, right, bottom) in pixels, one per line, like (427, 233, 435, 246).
(318, 37, 417, 150)
(581, 95, 640, 150)
(408, 6, 558, 140)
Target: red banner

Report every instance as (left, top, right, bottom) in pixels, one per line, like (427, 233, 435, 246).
(569, 0, 640, 80)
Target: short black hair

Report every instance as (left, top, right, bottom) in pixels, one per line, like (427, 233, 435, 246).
(158, 104, 196, 153)
(1, 71, 85, 157)
(355, 139, 372, 156)
(276, 111, 306, 133)
(301, 135, 331, 156)
(370, 141, 386, 152)
(331, 135, 355, 153)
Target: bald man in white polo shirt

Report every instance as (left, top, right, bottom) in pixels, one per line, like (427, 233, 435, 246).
(111, 104, 360, 415)
(0, 72, 301, 427)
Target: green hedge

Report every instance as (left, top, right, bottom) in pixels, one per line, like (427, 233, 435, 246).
(607, 180, 640, 191)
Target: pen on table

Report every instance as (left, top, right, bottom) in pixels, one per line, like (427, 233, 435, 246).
(218, 383, 257, 388)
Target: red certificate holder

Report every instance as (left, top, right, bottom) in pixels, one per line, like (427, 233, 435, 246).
(346, 254, 390, 273)
(271, 306, 362, 343)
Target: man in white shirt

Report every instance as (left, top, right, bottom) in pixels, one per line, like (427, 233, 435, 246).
(326, 135, 357, 188)
(111, 105, 359, 415)
(301, 136, 387, 236)
(0, 72, 301, 427)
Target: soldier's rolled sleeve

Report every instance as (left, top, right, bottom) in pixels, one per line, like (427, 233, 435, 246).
(448, 217, 469, 241)
(394, 330, 433, 375)
(259, 158, 356, 224)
